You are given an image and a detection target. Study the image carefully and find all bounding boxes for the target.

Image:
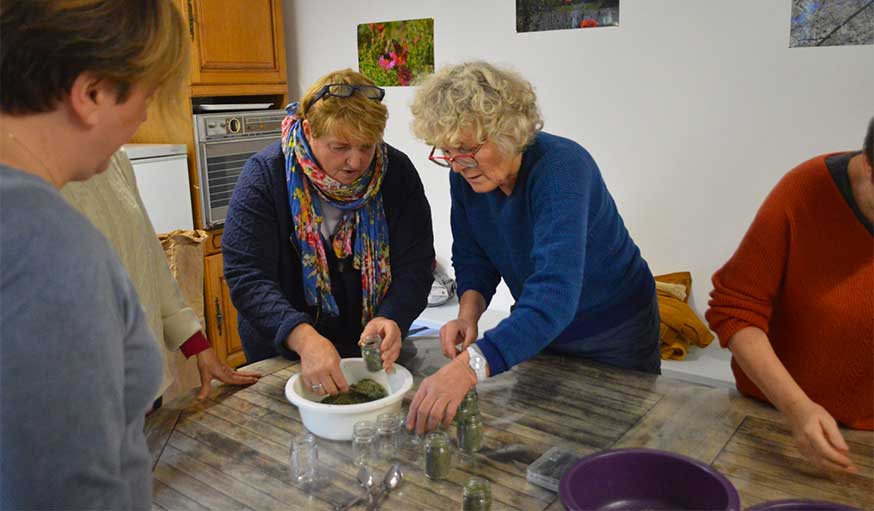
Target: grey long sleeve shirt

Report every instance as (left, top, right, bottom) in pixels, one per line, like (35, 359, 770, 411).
(1, 166, 162, 510)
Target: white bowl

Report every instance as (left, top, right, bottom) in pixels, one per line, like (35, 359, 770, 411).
(284, 358, 413, 441)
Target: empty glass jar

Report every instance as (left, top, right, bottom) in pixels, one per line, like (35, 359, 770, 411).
(361, 334, 382, 372)
(376, 413, 402, 460)
(289, 432, 319, 486)
(352, 420, 376, 467)
(423, 431, 451, 480)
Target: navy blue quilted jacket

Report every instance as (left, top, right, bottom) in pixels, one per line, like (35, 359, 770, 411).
(223, 141, 435, 363)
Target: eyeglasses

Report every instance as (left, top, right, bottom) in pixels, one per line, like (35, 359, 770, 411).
(306, 83, 386, 110)
(428, 144, 484, 169)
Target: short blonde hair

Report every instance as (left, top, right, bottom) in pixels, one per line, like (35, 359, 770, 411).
(410, 61, 543, 156)
(299, 69, 389, 145)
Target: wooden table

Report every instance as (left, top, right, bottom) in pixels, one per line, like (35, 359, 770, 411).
(146, 337, 872, 510)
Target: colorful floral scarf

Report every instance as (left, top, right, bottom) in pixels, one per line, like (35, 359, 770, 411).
(281, 103, 391, 325)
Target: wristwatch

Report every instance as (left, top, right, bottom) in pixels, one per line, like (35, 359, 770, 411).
(466, 344, 488, 382)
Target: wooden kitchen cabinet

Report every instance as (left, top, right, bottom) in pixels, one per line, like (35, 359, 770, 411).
(134, 1, 289, 368)
(204, 248, 246, 368)
(181, 0, 287, 86)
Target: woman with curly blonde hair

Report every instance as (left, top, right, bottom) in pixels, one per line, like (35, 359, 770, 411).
(406, 62, 659, 434)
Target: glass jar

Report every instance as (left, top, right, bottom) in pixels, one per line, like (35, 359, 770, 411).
(462, 477, 492, 511)
(376, 413, 402, 460)
(423, 431, 451, 480)
(361, 334, 382, 372)
(455, 388, 480, 422)
(457, 413, 484, 453)
(352, 421, 376, 467)
(289, 432, 319, 485)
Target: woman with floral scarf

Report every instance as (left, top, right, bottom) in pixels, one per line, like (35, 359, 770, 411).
(223, 69, 434, 396)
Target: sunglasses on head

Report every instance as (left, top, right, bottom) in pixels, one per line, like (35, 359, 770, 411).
(306, 83, 386, 110)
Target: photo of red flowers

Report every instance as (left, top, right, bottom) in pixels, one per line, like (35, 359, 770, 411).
(357, 18, 434, 87)
(517, 0, 619, 33)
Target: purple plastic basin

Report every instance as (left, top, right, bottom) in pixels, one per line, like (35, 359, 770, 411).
(559, 448, 740, 511)
(746, 499, 860, 511)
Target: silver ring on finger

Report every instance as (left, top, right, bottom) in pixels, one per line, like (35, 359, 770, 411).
(311, 383, 323, 392)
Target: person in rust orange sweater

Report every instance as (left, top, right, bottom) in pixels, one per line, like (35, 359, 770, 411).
(706, 117, 873, 475)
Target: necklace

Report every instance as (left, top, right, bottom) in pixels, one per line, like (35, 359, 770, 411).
(1, 130, 61, 187)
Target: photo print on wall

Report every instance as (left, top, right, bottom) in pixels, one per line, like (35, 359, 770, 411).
(790, 0, 873, 47)
(517, 0, 619, 33)
(357, 18, 434, 86)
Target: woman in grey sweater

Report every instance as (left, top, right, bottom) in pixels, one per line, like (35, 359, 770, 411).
(0, 1, 189, 508)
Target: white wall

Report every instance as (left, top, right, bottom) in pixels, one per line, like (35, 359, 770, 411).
(282, 0, 873, 315)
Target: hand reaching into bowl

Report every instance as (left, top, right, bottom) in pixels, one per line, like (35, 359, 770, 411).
(285, 323, 349, 395)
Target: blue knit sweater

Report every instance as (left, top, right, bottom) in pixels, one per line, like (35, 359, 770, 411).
(452, 132, 655, 376)
(223, 141, 435, 363)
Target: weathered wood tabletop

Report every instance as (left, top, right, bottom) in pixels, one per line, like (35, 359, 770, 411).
(146, 337, 872, 510)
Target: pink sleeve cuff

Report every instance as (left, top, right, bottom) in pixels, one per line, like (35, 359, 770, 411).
(180, 331, 211, 358)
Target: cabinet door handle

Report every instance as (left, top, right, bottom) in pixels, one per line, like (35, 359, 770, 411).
(214, 297, 224, 336)
(187, 0, 195, 41)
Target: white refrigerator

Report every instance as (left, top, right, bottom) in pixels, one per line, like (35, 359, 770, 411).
(123, 143, 194, 234)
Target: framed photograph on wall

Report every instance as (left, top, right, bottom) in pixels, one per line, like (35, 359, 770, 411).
(517, 0, 620, 33)
(790, 0, 874, 47)
(357, 18, 434, 86)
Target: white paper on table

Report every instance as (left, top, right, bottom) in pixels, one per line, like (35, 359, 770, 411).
(406, 318, 442, 338)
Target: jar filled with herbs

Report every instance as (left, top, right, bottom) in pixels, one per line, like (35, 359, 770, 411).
(423, 431, 451, 480)
(462, 477, 492, 511)
(361, 334, 382, 372)
(457, 412, 484, 453)
(455, 388, 479, 422)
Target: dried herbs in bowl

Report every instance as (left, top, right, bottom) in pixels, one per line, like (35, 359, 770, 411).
(320, 378, 388, 405)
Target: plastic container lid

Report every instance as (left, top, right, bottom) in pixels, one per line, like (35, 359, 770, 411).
(526, 446, 580, 492)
